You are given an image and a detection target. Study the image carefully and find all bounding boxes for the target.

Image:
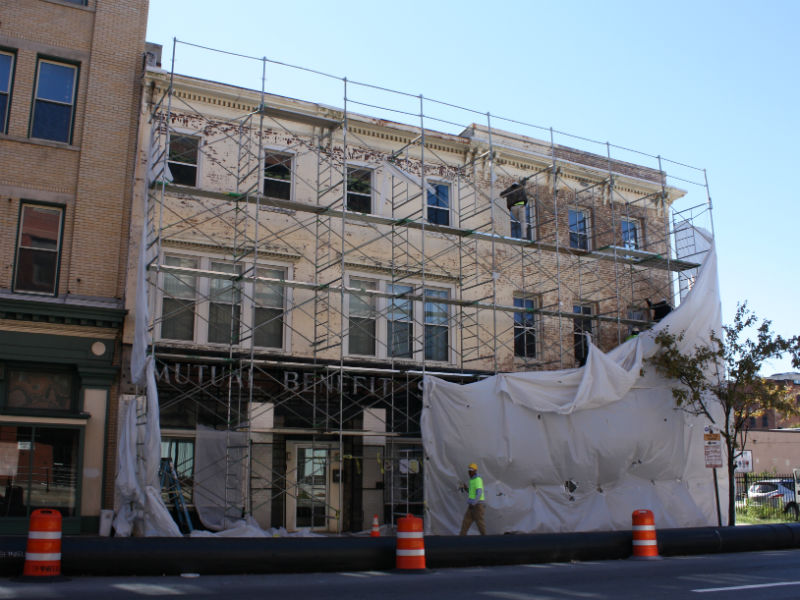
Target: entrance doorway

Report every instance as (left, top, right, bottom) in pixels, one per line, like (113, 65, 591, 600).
(285, 442, 340, 532)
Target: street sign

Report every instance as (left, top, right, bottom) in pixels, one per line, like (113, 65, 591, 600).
(704, 430, 723, 469)
(734, 450, 752, 473)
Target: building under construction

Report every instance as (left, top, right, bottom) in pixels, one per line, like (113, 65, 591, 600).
(122, 41, 714, 534)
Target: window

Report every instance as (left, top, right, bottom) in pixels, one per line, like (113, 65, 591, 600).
(424, 289, 449, 361)
(573, 304, 593, 367)
(254, 267, 285, 348)
(348, 279, 377, 356)
(388, 284, 413, 358)
(168, 135, 199, 186)
(161, 256, 198, 341)
(14, 204, 64, 295)
(569, 209, 589, 250)
(514, 296, 537, 359)
(346, 167, 372, 213)
(207, 262, 241, 345)
(510, 203, 535, 240)
(621, 218, 639, 250)
(30, 58, 77, 143)
(160, 255, 287, 349)
(0, 51, 14, 134)
(0, 425, 80, 517)
(427, 183, 450, 226)
(264, 151, 292, 200)
(161, 438, 194, 506)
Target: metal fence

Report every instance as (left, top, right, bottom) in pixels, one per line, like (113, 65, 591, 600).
(735, 472, 799, 521)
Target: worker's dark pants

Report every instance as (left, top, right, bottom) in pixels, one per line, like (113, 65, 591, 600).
(459, 503, 486, 535)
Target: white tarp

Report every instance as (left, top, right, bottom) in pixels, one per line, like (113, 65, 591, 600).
(422, 230, 726, 535)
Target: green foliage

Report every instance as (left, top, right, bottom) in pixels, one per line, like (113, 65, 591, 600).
(647, 302, 800, 525)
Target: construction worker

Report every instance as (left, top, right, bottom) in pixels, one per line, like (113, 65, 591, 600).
(459, 462, 486, 535)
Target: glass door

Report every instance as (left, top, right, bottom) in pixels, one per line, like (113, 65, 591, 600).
(295, 446, 328, 530)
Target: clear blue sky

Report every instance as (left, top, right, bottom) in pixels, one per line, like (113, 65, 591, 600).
(146, 0, 799, 375)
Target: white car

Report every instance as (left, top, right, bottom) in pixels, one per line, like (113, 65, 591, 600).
(747, 479, 799, 519)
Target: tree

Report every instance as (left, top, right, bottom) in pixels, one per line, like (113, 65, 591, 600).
(647, 302, 800, 525)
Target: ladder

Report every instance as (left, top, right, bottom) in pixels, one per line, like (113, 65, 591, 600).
(159, 457, 193, 533)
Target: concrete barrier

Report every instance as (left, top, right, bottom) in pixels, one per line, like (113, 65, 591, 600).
(0, 523, 798, 576)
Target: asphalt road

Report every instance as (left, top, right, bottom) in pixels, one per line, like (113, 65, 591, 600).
(2, 549, 800, 599)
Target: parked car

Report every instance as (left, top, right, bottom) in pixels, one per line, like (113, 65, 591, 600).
(747, 479, 799, 519)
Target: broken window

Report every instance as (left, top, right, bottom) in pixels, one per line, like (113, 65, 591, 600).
(168, 135, 199, 186)
(264, 151, 292, 200)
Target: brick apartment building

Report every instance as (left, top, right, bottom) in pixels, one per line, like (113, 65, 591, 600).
(122, 45, 707, 534)
(0, 0, 148, 533)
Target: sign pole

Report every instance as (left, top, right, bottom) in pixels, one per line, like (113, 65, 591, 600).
(712, 467, 722, 527)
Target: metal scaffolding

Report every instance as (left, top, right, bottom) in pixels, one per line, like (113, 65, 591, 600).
(134, 39, 714, 534)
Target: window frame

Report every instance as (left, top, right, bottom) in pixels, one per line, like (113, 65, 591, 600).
(344, 276, 453, 363)
(426, 182, 451, 226)
(346, 277, 378, 357)
(621, 217, 640, 250)
(157, 253, 290, 351)
(12, 202, 65, 296)
(513, 295, 539, 360)
(167, 133, 200, 187)
(0, 49, 16, 135)
(346, 166, 373, 214)
(263, 149, 294, 200)
(568, 209, 590, 250)
(29, 56, 79, 144)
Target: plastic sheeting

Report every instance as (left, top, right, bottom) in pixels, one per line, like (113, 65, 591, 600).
(422, 230, 726, 535)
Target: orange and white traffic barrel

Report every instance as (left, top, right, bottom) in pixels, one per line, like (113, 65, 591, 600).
(631, 509, 660, 559)
(396, 513, 425, 570)
(370, 514, 380, 537)
(22, 509, 62, 577)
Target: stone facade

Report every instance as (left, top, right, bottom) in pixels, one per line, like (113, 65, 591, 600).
(124, 59, 698, 533)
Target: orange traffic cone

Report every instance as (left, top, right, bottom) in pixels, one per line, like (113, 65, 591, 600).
(631, 509, 660, 560)
(22, 509, 62, 578)
(370, 514, 380, 537)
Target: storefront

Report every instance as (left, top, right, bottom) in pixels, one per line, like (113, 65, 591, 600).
(0, 302, 123, 534)
(153, 352, 469, 532)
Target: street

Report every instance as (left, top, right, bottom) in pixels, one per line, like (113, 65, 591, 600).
(2, 549, 800, 599)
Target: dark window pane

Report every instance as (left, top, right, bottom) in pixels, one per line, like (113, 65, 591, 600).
(161, 298, 195, 340)
(169, 136, 198, 163)
(169, 163, 196, 186)
(425, 325, 448, 361)
(31, 100, 72, 142)
(0, 95, 7, 133)
(14, 248, 58, 293)
(388, 321, 412, 358)
(168, 136, 198, 186)
(20, 206, 61, 250)
(349, 317, 376, 355)
(37, 62, 75, 103)
(264, 178, 290, 200)
(209, 303, 240, 344)
(0, 53, 11, 93)
(254, 307, 283, 348)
